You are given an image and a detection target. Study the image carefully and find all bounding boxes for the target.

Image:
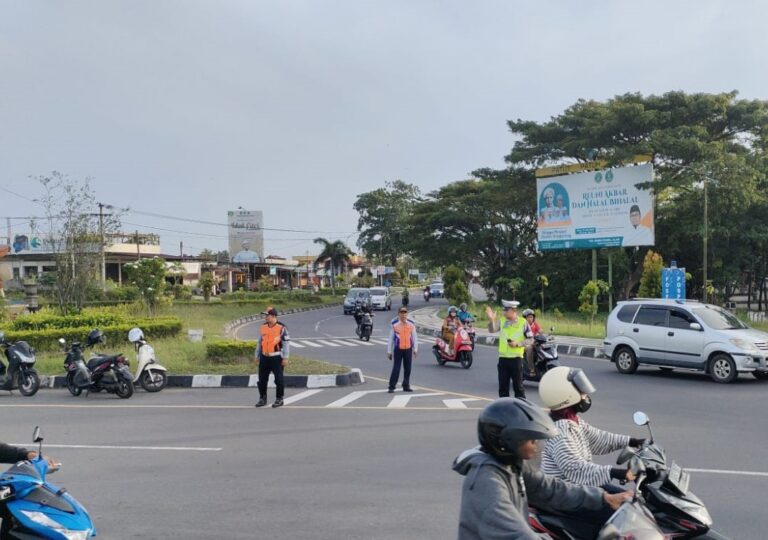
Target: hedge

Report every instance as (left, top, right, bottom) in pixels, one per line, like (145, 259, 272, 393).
(10, 312, 127, 331)
(0, 318, 183, 352)
(205, 340, 256, 363)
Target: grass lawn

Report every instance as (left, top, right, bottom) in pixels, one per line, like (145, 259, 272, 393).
(30, 296, 348, 376)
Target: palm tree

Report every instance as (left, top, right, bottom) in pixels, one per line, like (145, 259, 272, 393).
(314, 238, 353, 295)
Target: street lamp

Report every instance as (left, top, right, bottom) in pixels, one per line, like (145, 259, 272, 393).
(373, 234, 383, 286)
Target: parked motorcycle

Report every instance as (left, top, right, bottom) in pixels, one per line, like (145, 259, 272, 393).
(433, 326, 473, 369)
(0, 333, 40, 396)
(0, 426, 96, 538)
(617, 411, 716, 538)
(127, 327, 168, 392)
(523, 329, 561, 382)
(355, 311, 374, 341)
(62, 329, 134, 399)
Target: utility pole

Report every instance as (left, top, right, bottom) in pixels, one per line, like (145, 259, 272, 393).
(703, 175, 709, 303)
(180, 241, 183, 258)
(98, 203, 106, 290)
(135, 230, 140, 260)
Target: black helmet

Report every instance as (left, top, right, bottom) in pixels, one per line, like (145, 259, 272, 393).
(477, 398, 557, 464)
(86, 329, 105, 347)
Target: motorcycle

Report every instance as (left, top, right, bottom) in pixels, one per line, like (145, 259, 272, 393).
(459, 316, 477, 350)
(616, 411, 716, 539)
(423, 290, 430, 302)
(354, 311, 374, 341)
(127, 327, 168, 392)
(523, 329, 561, 382)
(61, 329, 134, 399)
(0, 333, 41, 396)
(433, 326, 473, 369)
(0, 426, 96, 538)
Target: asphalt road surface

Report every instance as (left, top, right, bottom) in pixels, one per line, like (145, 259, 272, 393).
(0, 297, 762, 538)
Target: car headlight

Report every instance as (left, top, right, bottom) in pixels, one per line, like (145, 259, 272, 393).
(729, 338, 759, 352)
(20, 511, 92, 539)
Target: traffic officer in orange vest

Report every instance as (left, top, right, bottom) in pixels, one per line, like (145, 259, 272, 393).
(485, 300, 532, 399)
(386, 306, 419, 393)
(255, 307, 290, 408)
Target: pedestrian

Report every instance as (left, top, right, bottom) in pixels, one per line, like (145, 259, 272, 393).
(386, 306, 419, 393)
(485, 300, 532, 399)
(254, 307, 290, 408)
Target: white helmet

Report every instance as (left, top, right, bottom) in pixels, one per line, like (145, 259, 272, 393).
(538, 366, 596, 411)
(128, 327, 145, 343)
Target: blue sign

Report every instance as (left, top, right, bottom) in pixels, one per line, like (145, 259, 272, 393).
(662, 267, 686, 299)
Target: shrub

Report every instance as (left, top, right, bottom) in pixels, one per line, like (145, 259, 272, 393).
(638, 250, 664, 298)
(172, 284, 193, 301)
(205, 340, 255, 363)
(106, 285, 141, 302)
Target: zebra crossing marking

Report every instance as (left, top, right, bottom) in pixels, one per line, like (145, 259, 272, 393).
(282, 389, 325, 404)
(317, 340, 341, 347)
(332, 339, 359, 346)
(289, 341, 306, 348)
(387, 392, 444, 408)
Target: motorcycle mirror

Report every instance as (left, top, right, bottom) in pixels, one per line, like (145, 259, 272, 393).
(549, 326, 555, 333)
(633, 411, 649, 426)
(32, 426, 43, 443)
(616, 447, 637, 465)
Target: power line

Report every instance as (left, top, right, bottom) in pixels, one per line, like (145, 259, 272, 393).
(0, 186, 42, 205)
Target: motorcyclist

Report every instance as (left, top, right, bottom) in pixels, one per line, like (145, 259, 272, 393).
(538, 366, 646, 491)
(401, 287, 409, 307)
(423, 284, 431, 300)
(522, 309, 541, 376)
(353, 300, 373, 333)
(0, 442, 56, 468)
(457, 303, 474, 324)
(441, 305, 463, 354)
(454, 398, 631, 540)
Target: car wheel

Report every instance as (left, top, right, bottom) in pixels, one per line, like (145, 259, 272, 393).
(614, 347, 638, 374)
(709, 354, 738, 384)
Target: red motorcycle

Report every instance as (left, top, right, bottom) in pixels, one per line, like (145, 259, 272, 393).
(433, 326, 474, 369)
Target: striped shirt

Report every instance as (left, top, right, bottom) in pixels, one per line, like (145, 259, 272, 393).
(540, 419, 630, 486)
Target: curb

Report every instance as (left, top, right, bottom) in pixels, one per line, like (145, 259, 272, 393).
(39, 368, 365, 390)
(224, 302, 343, 337)
(412, 323, 607, 360)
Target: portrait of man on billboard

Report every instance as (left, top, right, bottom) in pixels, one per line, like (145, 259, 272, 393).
(624, 204, 654, 246)
(538, 182, 571, 227)
(232, 240, 261, 263)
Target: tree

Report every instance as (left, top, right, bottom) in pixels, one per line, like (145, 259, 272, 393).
(578, 280, 610, 328)
(537, 275, 549, 312)
(354, 180, 420, 266)
(638, 250, 664, 298)
(199, 272, 215, 302)
(33, 172, 121, 313)
(123, 257, 167, 315)
(443, 265, 470, 306)
(313, 238, 353, 295)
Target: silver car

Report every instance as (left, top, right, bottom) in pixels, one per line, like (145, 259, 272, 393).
(369, 287, 392, 311)
(603, 299, 768, 383)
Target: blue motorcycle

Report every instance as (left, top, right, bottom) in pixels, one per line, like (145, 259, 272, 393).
(0, 427, 95, 539)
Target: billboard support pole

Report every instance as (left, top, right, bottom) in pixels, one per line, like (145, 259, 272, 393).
(608, 252, 614, 312)
(592, 249, 598, 307)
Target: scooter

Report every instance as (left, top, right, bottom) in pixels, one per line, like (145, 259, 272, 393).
(0, 427, 96, 538)
(529, 453, 667, 539)
(617, 411, 716, 538)
(355, 311, 374, 341)
(423, 290, 430, 302)
(61, 329, 134, 399)
(127, 327, 168, 392)
(523, 330, 561, 382)
(459, 316, 477, 350)
(0, 333, 40, 396)
(433, 327, 473, 369)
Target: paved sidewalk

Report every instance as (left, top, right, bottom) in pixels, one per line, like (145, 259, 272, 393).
(410, 307, 607, 359)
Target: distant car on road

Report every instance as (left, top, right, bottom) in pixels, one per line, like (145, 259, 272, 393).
(343, 288, 372, 315)
(429, 281, 444, 298)
(603, 298, 768, 383)
(369, 287, 392, 311)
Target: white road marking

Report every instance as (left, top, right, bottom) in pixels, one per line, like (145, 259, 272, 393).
(332, 339, 359, 346)
(388, 392, 444, 408)
(288, 341, 306, 348)
(317, 340, 341, 347)
(13, 443, 222, 452)
(325, 389, 391, 408)
(282, 389, 324, 404)
(300, 340, 323, 348)
(443, 398, 481, 409)
(688, 468, 768, 478)
(370, 339, 389, 345)
(355, 340, 375, 346)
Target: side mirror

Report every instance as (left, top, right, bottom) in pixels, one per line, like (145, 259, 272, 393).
(58, 338, 66, 345)
(633, 411, 649, 426)
(549, 326, 555, 333)
(32, 426, 43, 443)
(616, 447, 637, 465)
(689, 323, 702, 331)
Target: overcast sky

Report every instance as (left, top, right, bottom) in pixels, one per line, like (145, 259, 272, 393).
(1, 0, 766, 258)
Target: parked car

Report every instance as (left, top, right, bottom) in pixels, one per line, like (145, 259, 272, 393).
(603, 299, 768, 383)
(429, 281, 444, 298)
(343, 288, 372, 315)
(369, 287, 392, 311)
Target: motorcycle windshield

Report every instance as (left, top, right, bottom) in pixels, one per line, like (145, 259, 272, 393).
(568, 369, 596, 395)
(598, 502, 664, 539)
(2, 462, 42, 482)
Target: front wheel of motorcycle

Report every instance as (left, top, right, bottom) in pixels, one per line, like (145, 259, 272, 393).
(140, 370, 168, 392)
(66, 373, 83, 396)
(115, 379, 135, 399)
(17, 369, 40, 397)
(460, 351, 473, 369)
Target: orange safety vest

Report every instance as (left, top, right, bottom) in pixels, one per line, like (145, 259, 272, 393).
(260, 323, 285, 355)
(393, 321, 413, 350)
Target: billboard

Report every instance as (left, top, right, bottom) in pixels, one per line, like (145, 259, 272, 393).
(11, 234, 50, 254)
(536, 163, 654, 251)
(228, 210, 264, 263)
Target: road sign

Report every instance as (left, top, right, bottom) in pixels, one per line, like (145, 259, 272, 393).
(662, 267, 686, 299)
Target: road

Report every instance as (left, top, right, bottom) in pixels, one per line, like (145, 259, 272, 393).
(1, 297, 763, 538)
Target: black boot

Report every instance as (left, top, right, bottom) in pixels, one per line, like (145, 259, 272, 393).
(255, 397, 267, 407)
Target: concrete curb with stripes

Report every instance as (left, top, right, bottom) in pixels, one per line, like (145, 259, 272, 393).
(38, 368, 365, 390)
(224, 302, 343, 337)
(412, 323, 607, 360)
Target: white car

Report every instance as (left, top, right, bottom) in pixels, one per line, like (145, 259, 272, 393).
(369, 287, 392, 311)
(603, 299, 768, 383)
